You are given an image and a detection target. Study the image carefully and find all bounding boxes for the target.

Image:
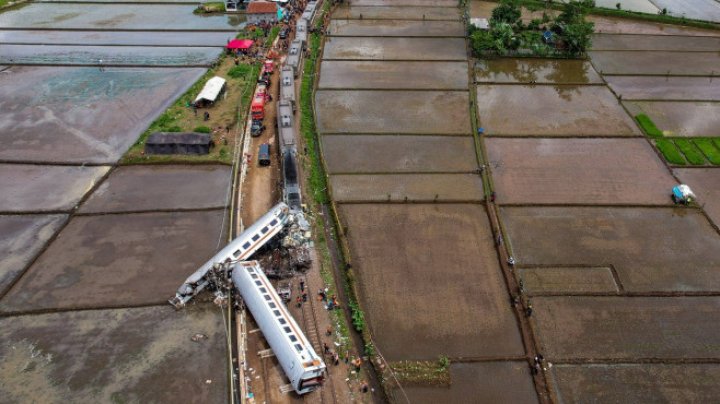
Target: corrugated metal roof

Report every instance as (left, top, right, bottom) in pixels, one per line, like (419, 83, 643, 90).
(194, 76, 226, 104)
(247, 1, 277, 13)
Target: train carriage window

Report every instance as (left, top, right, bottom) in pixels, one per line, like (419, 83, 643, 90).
(259, 287, 267, 293)
(261, 226, 269, 234)
(233, 250, 241, 257)
(295, 344, 303, 352)
(252, 234, 260, 241)
(264, 295, 271, 301)
(270, 219, 278, 226)
(269, 303, 276, 309)
(289, 335, 298, 342)
(284, 327, 291, 333)
(279, 318, 287, 325)
(242, 242, 251, 249)
(255, 281, 262, 286)
(250, 274, 259, 279)
(273, 310, 281, 316)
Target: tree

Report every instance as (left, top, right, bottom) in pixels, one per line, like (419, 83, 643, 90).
(557, 0, 595, 24)
(563, 20, 594, 55)
(491, 0, 522, 25)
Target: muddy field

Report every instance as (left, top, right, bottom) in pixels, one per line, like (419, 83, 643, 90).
(328, 20, 464, 37)
(501, 207, 720, 292)
(0, 30, 229, 46)
(551, 364, 720, 403)
(0, 66, 203, 164)
(316, 90, 471, 134)
(332, 5, 460, 21)
(0, 215, 66, 295)
(676, 169, 720, 228)
(476, 85, 640, 136)
(321, 135, 477, 173)
(475, 59, 603, 84)
(606, 76, 720, 101)
(592, 34, 720, 51)
(651, 0, 720, 22)
(590, 51, 720, 75)
(486, 138, 676, 205)
(0, 210, 226, 312)
(399, 362, 538, 404)
(0, 305, 227, 402)
(533, 296, 720, 359)
(0, 164, 108, 212)
(579, 0, 658, 13)
(330, 173, 483, 202)
(589, 15, 720, 36)
(339, 204, 523, 361)
(319, 61, 468, 90)
(519, 267, 619, 295)
(0, 44, 220, 66)
(0, 3, 241, 30)
(323, 37, 467, 61)
(79, 165, 231, 213)
(623, 101, 720, 137)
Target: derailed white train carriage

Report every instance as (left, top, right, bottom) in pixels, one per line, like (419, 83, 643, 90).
(296, 18, 308, 44)
(169, 203, 291, 308)
(280, 65, 296, 103)
(232, 260, 326, 394)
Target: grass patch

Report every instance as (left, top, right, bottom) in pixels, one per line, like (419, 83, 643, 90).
(388, 357, 451, 387)
(655, 139, 686, 165)
(194, 1, 224, 14)
(635, 113, 663, 137)
(121, 56, 260, 165)
(266, 26, 281, 47)
(693, 138, 720, 165)
(674, 138, 707, 165)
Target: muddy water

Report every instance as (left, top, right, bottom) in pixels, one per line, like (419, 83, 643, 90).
(606, 76, 720, 100)
(399, 362, 539, 404)
(0, 30, 231, 46)
(328, 20, 464, 37)
(476, 59, 603, 84)
(330, 173, 484, 202)
(552, 364, 720, 403)
(332, 5, 460, 21)
(321, 135, 477, 173)
(323, 37, 467, 60)
(0, 305, 228, 402)
(349, 0, 458, 6)
(570, 0, 658, 13)
(0, 66, 204, 163)
(590, 51, 720, 75)
(675, 169, 720, 229)
(316, 90, 472, 134)
(0, 215, 66, 295)
(0, 3, 243, 30)
(592, 34, 720, 51)
(476, 85, 640, 136)
(0, 210, 227, 312)
(501, 206, 720, 292)
(589, 15, 720, 36)
(1, 44, 220, 66)
(319, 61, 468, 89)
(79, 165, 232, 213)
(624, 101, 720, 136)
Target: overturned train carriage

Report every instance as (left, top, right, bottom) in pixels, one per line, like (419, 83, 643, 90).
(232, 261, 326, 394)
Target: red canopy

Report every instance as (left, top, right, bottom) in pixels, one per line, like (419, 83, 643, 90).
(227, 39, 254, 50)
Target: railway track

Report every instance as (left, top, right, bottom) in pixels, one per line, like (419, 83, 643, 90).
(300, 285, 337, 404)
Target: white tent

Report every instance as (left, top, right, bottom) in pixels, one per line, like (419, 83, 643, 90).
(194, 76, 226, 105)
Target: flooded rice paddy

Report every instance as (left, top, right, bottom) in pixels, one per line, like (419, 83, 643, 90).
(0, 164, 108, 212)
(332, 5, 460, 21)
(328, 19, 464, 37)
(319, 61, 468, 89)
(623, 101, 720, 136)
(486, 138, 676, 205)
(675, 169, 720, 228)
(330, 173, 484, 202)
(476, 85, 640, 136)
(0, 30, 230, 46)
(592, 33, 720, 51)
(323, 37, 467, 60)
(606, 76, 720, 101)
(589, 50, 720, 75)
(475, 59, 603, 84)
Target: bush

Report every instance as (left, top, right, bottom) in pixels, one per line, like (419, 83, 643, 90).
(693, 138, 720, 165)
(165, 125, 182, 133)
(227, 64, 252, 79)
(635, 114, 663, 137)
(674, 139, 707, 165)
(193, 126, 211, 133)
(655, 139, 686, 165)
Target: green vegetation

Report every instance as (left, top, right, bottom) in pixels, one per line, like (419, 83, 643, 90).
(635, 113, 663, 137)
(194, 2, 224, 14)
(470, 0, 594, 58)
(694, 138, 720, 165)
(655, 139, 686, 165)
(193, 126, 211, 133)
(266, 26, 281, 47)
(674, 138, 707, 165)
(388, 357, 451, 386)
(122, 56, 260, 165)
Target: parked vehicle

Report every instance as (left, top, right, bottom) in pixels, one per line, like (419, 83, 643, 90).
(672, 184, 696, 204)
(251, 120, 266, 137)
(258, 143, 271, 166)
